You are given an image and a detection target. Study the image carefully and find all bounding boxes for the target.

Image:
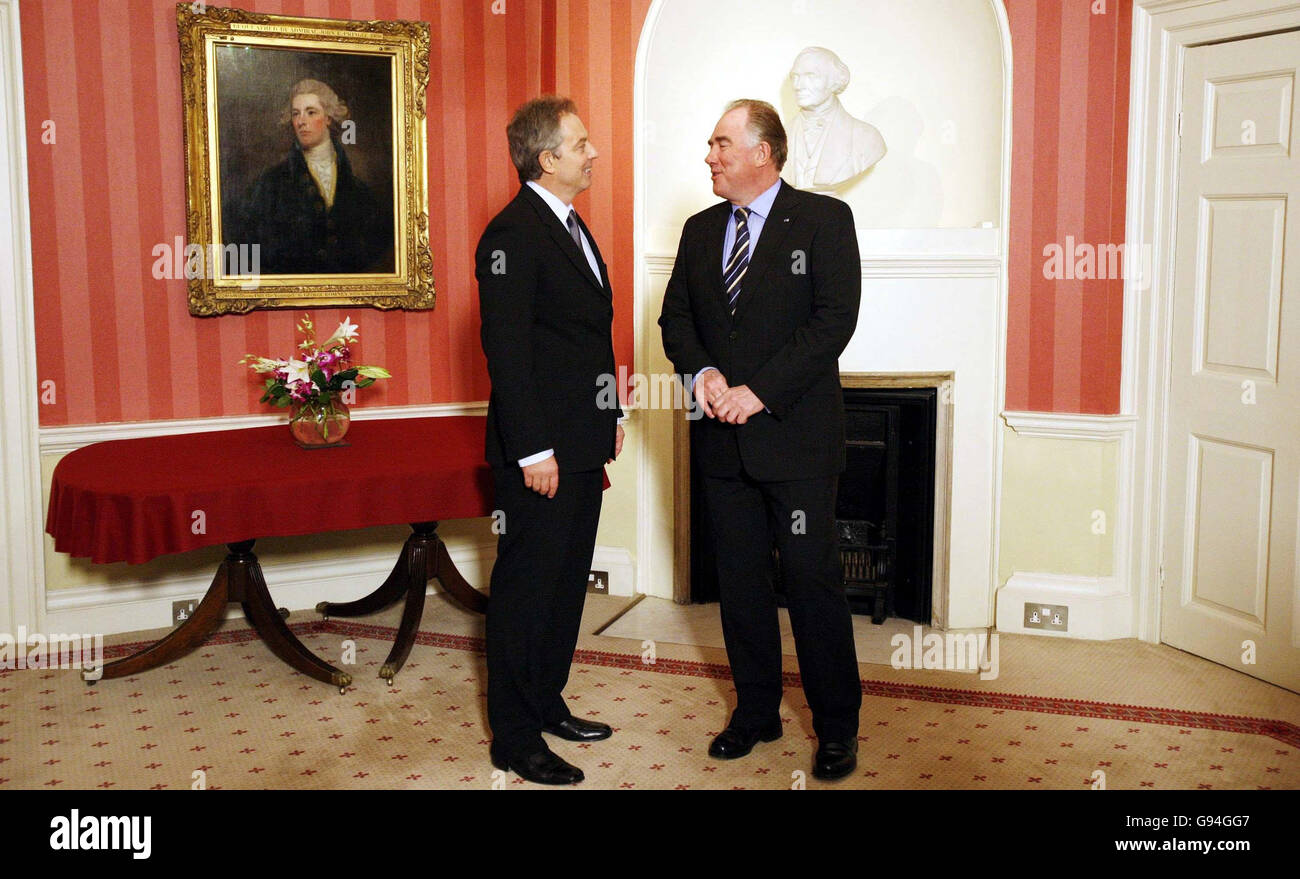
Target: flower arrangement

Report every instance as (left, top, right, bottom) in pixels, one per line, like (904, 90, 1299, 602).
(240, 314, 390, 445)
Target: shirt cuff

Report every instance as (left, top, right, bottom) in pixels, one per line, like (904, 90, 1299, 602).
(691, 366, 718, 391)
(517, 449, 554, 467)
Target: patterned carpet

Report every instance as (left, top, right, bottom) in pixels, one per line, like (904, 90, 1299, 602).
(2, 619, 1295, 790)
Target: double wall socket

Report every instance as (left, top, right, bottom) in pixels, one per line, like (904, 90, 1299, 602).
(1023, 603, 1068, 631)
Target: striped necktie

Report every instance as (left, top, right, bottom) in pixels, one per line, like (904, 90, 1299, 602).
(723, 206, 750, 315)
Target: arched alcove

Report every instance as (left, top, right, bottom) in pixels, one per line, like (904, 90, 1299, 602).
(632, 0, 1012, 630)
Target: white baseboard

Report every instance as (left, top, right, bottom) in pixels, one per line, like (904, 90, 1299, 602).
(995, 572, 1135, 640)
(592, 545, 634, 598)
(43, 540, 633, 637)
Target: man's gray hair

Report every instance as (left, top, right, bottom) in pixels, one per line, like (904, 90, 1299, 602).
(724, 98, 788, 172)
(793, 46, 850, 95)
(281, 79, 350, 128)
(506, 95, 579, 184)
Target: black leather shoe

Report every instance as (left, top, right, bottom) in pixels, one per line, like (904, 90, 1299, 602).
(543, 716, 613, 742)
(707, 719, 783, 759)
(490, 743, 585, 785)
(812, 738, 858, 781)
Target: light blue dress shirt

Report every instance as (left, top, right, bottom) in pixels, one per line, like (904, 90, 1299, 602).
(695, 179, 783, 392)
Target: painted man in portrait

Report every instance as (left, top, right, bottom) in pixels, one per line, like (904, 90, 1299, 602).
(235, 78, 393, 275)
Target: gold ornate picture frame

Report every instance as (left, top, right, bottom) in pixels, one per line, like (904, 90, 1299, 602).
(178, 4, 434, 315)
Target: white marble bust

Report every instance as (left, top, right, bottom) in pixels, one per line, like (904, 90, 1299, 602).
(785, 47, 887, 191)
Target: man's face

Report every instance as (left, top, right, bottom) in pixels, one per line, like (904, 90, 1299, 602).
(790, 54, 835, 110)
(544, 113, 598, 200)
(706, 107, 764, 203)
(292, 93, 329, 149)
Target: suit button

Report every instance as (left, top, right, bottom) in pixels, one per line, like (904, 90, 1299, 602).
(729, 331, 738, 341)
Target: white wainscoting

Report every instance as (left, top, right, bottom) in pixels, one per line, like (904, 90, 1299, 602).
(998, 411, 1138, 639)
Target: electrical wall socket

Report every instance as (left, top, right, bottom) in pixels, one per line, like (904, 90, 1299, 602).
(1023, 603, 1068, 631)
(172, 599, 198, 625)
(587, 570, 609, 595)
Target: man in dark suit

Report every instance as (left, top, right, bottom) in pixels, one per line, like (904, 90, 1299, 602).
(235, 79, 392, 274)
(475, 96, 624, 785)
(659, 99, 863, 781)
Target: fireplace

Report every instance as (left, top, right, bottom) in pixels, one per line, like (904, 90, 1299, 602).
(688, 381, 942, 625)
(825, 386, 937, 621)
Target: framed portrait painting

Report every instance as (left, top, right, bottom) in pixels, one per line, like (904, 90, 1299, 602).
(177, 4, 434, 314)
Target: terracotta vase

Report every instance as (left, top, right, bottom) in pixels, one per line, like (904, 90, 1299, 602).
(289, 399, 351, 448)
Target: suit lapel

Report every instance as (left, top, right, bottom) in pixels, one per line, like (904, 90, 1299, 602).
(518, 185, 606, 295)
(731, 180, 799, 318)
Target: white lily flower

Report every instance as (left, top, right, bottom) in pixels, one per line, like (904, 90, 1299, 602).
(323, 316, 360, 348)
(285, 358, 313, 387)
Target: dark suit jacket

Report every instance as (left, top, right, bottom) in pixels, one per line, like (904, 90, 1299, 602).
(476, 184, 622, 473)
(658, 180, 861, 481)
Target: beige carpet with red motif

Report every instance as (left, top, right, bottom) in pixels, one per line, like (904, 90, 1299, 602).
(2, 596, 1296, 790)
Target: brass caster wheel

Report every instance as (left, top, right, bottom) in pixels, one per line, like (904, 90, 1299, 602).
(334, 672, 353, 695)
(384, 678, 394, 687)
(379, 663, 396, 685)
(315, 601, 331, 619)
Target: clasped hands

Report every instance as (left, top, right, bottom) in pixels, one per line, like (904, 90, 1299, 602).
(695, 369, 765, 424)
(522, 424, 625, 498)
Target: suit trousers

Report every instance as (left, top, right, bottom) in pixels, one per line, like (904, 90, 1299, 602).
(486, 466, 604, 757)
(702, 469, 861, 741)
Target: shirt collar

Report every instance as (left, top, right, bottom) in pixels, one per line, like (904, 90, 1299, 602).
(732, 178, 781, 221)
(526, 180, 574, 226)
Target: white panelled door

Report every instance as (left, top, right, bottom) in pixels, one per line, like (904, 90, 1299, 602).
(1162, 30, 1300, 692)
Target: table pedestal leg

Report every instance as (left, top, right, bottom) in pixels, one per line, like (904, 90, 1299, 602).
(225, 541, 353, 694)
(316, 521, 488, 683)
(89, 541, 352, 693)
(88, 557, 231, 683)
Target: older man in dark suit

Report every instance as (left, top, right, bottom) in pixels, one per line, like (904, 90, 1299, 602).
(659, 99, 863, 781)
(475, 96, 624, 785)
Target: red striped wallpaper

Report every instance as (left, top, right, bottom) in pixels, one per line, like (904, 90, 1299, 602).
(22, 0, 1125, 426)
(1004, 0, 1131, 414)
(21, 0, 648, 427)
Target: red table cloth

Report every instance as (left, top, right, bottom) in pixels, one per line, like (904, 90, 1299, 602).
(47, 415, 497, 565)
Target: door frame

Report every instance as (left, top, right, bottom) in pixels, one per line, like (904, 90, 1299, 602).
(1128, 0, 1300, 643)
(0, 0, 45, 635)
